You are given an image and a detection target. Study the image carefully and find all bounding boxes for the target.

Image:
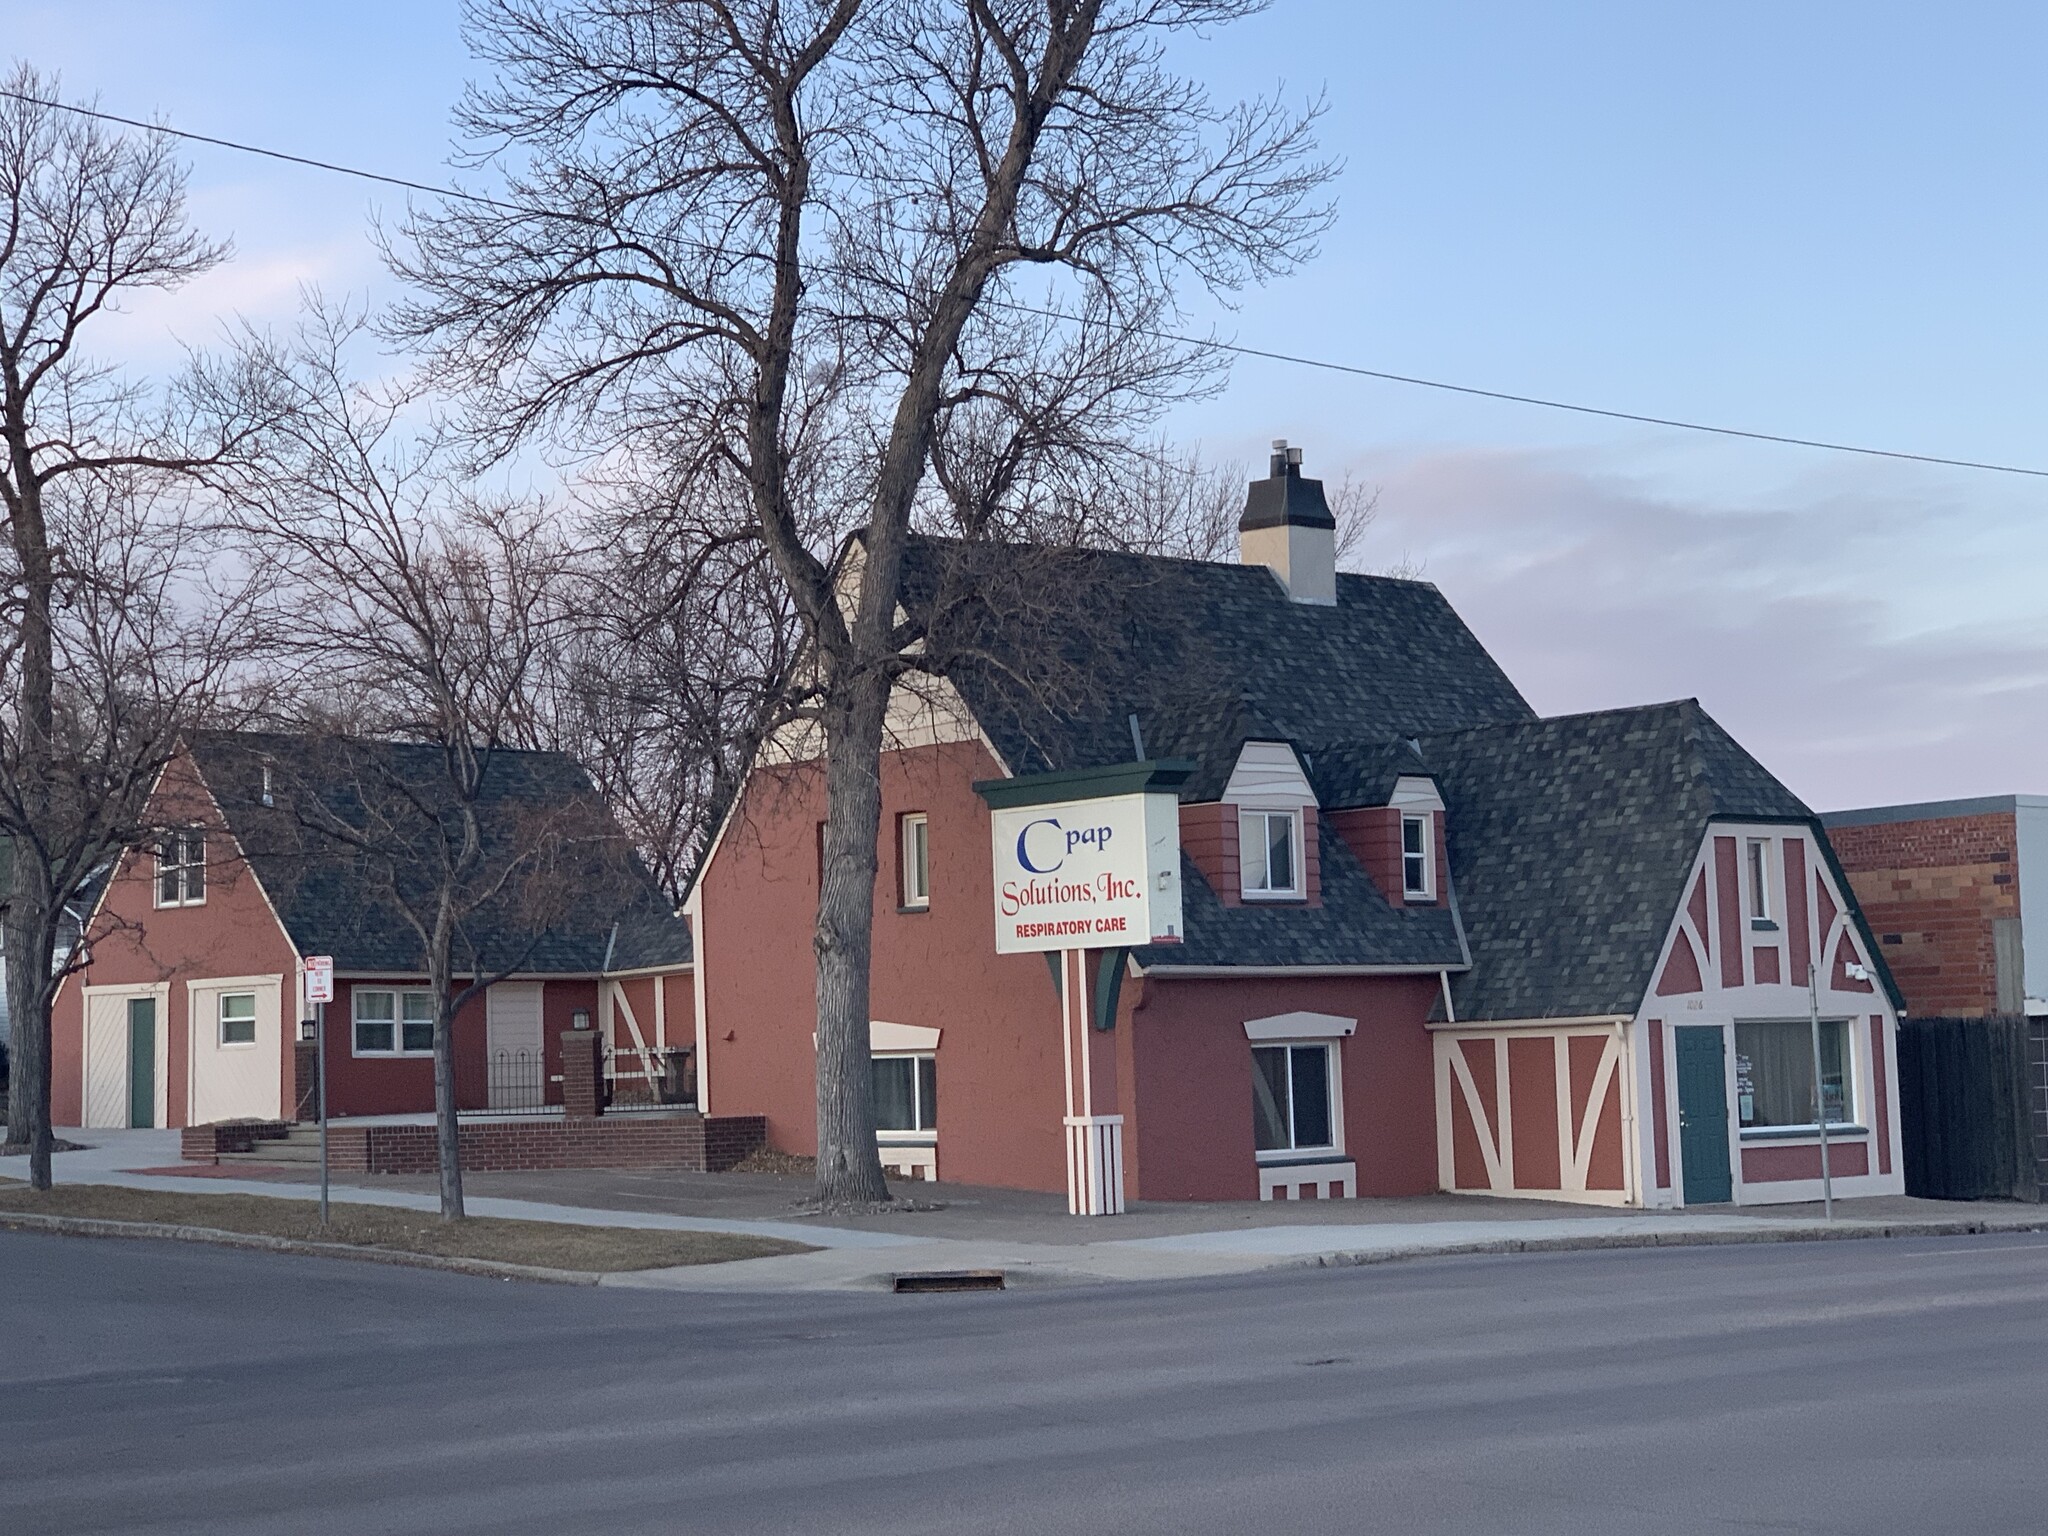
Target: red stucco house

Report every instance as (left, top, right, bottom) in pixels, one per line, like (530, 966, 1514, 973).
(689, 445, 1906, 1208)
(52, 734, 692, 1132)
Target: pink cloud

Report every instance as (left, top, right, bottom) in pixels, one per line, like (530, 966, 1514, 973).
(1354, 448, 2048, 810)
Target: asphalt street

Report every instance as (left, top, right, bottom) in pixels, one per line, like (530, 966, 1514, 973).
(7, 1229, 2048, 1535)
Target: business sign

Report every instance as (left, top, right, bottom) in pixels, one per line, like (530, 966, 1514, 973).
(989, 791, 1183, 954)
(304, 955, 334, 1005)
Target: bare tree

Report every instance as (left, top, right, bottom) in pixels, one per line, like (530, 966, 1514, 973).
(219, 303, 625, 1220)
(0, 67, 272, 1188)
(390, 0, 1333, 1205)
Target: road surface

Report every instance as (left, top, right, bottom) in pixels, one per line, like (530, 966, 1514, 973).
(8, 1228, 2048, 1533)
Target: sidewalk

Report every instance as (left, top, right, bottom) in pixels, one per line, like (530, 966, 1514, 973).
(9, 1128, 2047, 1291)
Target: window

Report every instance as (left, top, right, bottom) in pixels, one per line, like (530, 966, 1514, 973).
(1747, 838, 1774, 926)
(155, 828, 205, 907)
(1252, 1042, 1335, 1155)
(219, 992, 257, 1047)
(1402, 814, 1434, 900)
(353, 988, 437, 1055)
(1735, 1019, 1854, 1130)
(1239, 810, 1301, 899)
(900, 813, 930, 910)
(872, 1053, 936, 1134)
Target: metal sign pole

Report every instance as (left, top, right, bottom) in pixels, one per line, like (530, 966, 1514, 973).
(318, 995, 330, 1225)
(1808, 963, 1833, 1221)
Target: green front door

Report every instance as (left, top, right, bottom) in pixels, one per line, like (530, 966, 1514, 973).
(127, 997, 155, 1129)
(1674, 1025, 1731, 1204)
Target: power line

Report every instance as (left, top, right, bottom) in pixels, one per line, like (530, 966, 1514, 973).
(9, 86, 2047, 482)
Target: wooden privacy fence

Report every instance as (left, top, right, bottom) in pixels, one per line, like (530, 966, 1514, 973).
(1895, 1016, 2043, 1202)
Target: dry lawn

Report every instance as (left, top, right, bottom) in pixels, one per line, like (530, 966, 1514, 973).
(0, 1183, 810, 1273)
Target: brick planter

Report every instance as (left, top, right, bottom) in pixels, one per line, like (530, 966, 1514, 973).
(321, 1112, 766, 1176)
(180, 1120, 291, 1162)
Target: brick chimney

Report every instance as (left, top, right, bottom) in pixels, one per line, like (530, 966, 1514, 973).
(1239, 440, 1336, 604)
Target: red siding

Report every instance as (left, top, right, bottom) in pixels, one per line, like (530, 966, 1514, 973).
(1507, 1038, 1561, 1189)
(1714, 837, 1744, 988)
(1129, 973, 1440, 1200)
(1178, 802, 1241, 907)
(1656, 935, 1704, 995)
(1742, 1139, 1870, 1182)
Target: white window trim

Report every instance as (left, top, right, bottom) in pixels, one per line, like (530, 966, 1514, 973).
(1251, 1038, 1345, 1162)
(1239, 807, 1304, 900)
(217, 990, 259, 1050)
(900, 812, 930, 910)
(1244, 1011, 1355, 1041)
(1402, 812, 1436, 901)
(872, 1050, 937, 1141)
(351, 986, 439, 1058)
(153, 827, 207, 909)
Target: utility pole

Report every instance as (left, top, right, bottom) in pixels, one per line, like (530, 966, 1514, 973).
(1808, 963, 1833, 1221)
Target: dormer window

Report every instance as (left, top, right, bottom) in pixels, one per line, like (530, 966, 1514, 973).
(1240, 809, 1301, 899)
(155, 828, 206, 908)
(1402, 814, 1434, 900)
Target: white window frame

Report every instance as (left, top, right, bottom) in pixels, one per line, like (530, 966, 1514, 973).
(218, 991, 258, 1049)
(1250, 1039, 1343, 1161)
(872, 1051, 937, 1141)
(1401, 813, 1435, 900)
(154, 827, 206, 908)
(1746, 837, 1775, 927)
(351, 987, 438, 1057)
(900, 812, 930, 910)
(1239, 808, 1304, 900)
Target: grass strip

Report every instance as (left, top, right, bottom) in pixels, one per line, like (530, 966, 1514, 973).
(0, 1184, 810, 1272)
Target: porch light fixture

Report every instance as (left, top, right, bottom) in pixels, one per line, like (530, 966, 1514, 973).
(571, 1008, 592, 1031)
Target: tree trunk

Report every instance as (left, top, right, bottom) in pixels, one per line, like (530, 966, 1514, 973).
(4, 904, 55, 1188)
(429, 949, 466, 1221)
(6, 411, 57, 1191)
(812, 668, 892, 1207)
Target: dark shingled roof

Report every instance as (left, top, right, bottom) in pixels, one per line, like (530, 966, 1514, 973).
(1419, 701, 1816, 1021)
(1133, 821, 1467, 971)
(901, 537, 1535, 802)
(892, 534, 1903, 1016)
(188, 732, 690, 976)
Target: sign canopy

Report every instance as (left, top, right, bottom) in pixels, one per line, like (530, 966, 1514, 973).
(976, 762, 1190, 955)
(304, 955, 334, 1005)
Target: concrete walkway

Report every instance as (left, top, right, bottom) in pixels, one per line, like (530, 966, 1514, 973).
(8, 1127, 2046, 1291)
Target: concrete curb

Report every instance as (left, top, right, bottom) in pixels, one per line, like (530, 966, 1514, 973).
(1282, 1217, 2048, 1273)
(0, 1211, 602, 1286)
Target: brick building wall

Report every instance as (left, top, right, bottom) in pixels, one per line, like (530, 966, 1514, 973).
(1826, 810, 2020, 1017)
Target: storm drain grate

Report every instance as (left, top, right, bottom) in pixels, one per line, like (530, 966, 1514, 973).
(892, 1269, 1006, 1293)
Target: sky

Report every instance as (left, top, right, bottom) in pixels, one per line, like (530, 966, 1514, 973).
(8, 1, 2047, 811)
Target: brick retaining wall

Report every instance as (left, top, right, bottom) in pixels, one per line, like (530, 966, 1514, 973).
(322, 1113, 766, 1176)
(180, 1121, 291, 1160)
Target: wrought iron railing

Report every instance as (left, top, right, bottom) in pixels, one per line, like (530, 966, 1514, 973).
(477, 1048, 548, 1115)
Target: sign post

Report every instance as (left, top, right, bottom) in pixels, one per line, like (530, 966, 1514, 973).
(977, 761, 1191, 1216)
(304, 956, 335, 1225)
